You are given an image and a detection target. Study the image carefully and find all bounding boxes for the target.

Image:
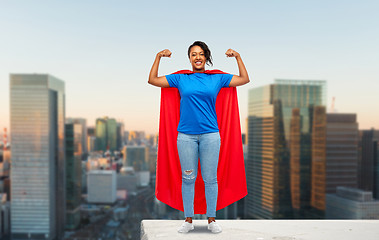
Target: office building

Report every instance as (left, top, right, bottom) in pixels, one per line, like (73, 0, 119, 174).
(147, 134, 158, 147)
(117, 122, 125, 149)
(122, 146, 149, 171)
(359, 129, 379, 199)
(117, 172, 138, 193)
(128, 131, 145, 145)
(66, 118, 88, 158)
(136, 171, 150, 187)
(293, 112, 360, 217)
(81, 161, 88, 193)
(325, 114, 359, 194)
(95, 117, 118, 152)
(148, 145, 158, 174)
(65, 123, 82, 230)
(87, 170, 117, 204)
(310, 106, 327, 212)
(107, 118, 117, 151)
(0, 149, 11, 163)
(0, 160, 10, 178)
(95, 118, 107, 151)
(246, 79, 326, 219)
(87, 127, 96, 153)
(0, 194, 10, 239)
(326, 186, 379, 219)
(10, 74, 65, 239)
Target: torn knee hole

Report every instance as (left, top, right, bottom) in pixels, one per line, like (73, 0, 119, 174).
(183, 170, 195, 180)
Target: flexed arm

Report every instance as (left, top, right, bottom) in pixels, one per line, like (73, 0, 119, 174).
(148, 49, 172, 88)
(225, 49, 250, 87)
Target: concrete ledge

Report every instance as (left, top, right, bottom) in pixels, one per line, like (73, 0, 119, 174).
(141, 220, 379, 240)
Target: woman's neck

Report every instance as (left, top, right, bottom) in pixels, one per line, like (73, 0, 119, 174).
(192, 68, 206, 73)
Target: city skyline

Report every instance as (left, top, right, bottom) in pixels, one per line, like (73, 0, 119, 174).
(1, 1, 379, 135)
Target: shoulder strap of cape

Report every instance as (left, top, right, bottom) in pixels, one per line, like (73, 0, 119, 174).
(171, 69, 228, 74)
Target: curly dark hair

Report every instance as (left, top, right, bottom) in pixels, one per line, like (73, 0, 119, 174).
(187, 41, 213, 67)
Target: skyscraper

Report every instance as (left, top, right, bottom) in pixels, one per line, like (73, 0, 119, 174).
(246, 79, 326, 219)
(66, 118, 88, 158)
(310, 106, 327, 213)
(107, 118, 117, 151)
(95, 117, 118, 152)
(10, 74, 65, 239)
(117, 122, 125, 149)
(95, 118, 107, 151)
(294, 112, 359, 218)
(359, 129, 379, 199)
(65, 123, 82, 230)
(325, 114, 359, 194)
(87, 126, 96, 153)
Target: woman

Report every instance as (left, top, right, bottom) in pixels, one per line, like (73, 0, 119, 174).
(148, 41, 249, 233)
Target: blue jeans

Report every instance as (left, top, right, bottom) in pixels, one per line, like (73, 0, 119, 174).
(177, 131, 221, 218)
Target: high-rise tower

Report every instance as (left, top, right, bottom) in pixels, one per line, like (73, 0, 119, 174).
(10, 74, 66, 239)
(95, 117, 118, 152)
(246, 80, 326, 219)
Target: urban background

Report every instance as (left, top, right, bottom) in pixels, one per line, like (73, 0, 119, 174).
(1, 1, 379, 240)
(1, 74, 378, 239)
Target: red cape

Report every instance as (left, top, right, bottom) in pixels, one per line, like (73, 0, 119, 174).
(155, 69, 247, 214)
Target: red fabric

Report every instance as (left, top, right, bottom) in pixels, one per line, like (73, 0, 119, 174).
(155, 69, 247, 214)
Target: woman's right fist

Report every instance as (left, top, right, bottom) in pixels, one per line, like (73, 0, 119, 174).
(157, 49, 172, 58)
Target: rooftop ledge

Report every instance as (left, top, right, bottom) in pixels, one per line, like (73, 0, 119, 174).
(141, 220, 379, 240)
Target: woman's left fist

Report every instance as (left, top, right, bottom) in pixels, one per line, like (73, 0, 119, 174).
(225, 49, 240, 58)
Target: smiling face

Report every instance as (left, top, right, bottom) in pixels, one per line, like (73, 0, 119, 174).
(189, 45, 206, 72)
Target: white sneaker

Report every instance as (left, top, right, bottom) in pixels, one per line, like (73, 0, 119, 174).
(177, 222, 194, 233)
(208, 221, 222, 233)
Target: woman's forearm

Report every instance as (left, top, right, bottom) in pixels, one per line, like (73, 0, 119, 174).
(236, 56, 249, 83)
(148, 49, 171, 88)
(225, 49, 250, 87)
(148, 54, 161, 84)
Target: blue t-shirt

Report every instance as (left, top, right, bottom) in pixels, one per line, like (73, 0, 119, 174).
(166, 73, 233, 134)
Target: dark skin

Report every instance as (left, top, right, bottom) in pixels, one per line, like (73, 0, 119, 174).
(185, 217, 215, 224)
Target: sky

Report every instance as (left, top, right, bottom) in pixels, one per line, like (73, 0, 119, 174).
(0, 0, 378, 135)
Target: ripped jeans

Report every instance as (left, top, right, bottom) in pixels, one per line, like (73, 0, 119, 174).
(177, 131, 221, 218)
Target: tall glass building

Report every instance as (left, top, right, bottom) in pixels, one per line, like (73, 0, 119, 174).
(66, 118, 88, 158)
(95, 118, 107, 151)
(325, 114, 359, 194)
(359, 129, 379, 199)
(246, 79, 326, 219)
(10, 74, 66, 239)
(310, 106, 327, 212)
(95, 117, 118, 152)
(107, 118, 117, 151)
(65, 123, 82, 230)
